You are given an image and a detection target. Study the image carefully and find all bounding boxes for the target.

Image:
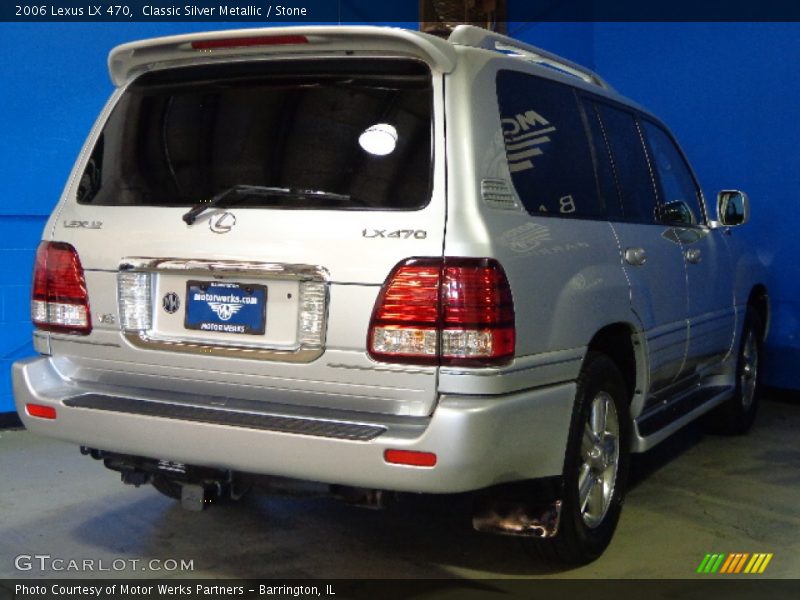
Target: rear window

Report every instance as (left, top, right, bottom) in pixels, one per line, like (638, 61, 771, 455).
(78, 59, 433, 210)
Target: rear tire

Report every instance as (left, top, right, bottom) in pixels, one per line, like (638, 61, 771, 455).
(705, 309, 762, 435)
(536, 352, 630, 564)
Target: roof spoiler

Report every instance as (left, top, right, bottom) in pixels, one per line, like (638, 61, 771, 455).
(107, 26, 458, 86)
(448, 24, 613, 91)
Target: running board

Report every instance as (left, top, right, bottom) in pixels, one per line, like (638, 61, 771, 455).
(64, 394, 386, 441)
(636, 385, 732, 437)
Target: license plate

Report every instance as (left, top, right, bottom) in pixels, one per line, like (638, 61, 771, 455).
(185, 281, 267, 335)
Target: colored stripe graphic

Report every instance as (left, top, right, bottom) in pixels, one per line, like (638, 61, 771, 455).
(745, 554, 761, 573)
(735, 553, 746, 573)
(698, 553, 773, 574)
(759, 554, 773, 573)
(714, 554, 726, 573)
(708, 554, 725, 573)
(697, 554, 712, 573)
(719, 554, 736, 573)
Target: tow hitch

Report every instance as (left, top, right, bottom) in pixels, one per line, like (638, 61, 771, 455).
(81, 447, 241, 511)
(179, 482, 220, 512)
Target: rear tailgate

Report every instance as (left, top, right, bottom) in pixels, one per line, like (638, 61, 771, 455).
(45, 30, 450, 418)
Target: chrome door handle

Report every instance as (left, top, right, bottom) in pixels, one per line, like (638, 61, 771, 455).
(685, 248, 702, 264)
(624, 247, 647, 266)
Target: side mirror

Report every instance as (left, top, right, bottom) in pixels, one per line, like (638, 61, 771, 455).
(717, 190, 750, 226)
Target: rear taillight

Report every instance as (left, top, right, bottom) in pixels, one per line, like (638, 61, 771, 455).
(31, 241, 91, 335)
(368, 258, 515, 366)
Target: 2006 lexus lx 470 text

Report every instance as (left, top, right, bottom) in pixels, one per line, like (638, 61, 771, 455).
(13, 25, 768, 563)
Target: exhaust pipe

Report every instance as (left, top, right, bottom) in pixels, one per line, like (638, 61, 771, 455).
(472, 498, 561, 538)
(471, 478, 563, 538)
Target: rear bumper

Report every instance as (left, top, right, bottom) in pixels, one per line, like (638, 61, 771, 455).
(13, 355, 574, 493)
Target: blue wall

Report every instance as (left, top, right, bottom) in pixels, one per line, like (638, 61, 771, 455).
(507, 22, 595, 68)
(1, 26, 152, 415)
(2, 21, 799, 415)
(0, 217, 47, 413)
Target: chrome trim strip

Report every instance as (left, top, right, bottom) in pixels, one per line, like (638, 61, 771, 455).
(119, 257, 329, 363)
(326, 362, 433, 375)
(123, 332, 324, 362)
(48, 335, 121, 348)
(119, 257, 329, 282)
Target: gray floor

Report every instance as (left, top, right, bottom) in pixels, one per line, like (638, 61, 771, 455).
(1, 394, 799, 580)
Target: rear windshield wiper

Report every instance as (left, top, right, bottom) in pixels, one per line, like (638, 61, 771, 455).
(182, 185, 353, 225)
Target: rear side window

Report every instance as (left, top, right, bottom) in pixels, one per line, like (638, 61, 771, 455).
(78, 59, 433, 210)
(583, 101, 623, 221)
(495, 70, 603, 218)
(588, 101, 658, 224)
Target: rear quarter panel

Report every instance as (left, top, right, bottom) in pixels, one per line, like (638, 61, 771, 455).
(440, 49, 636, 396)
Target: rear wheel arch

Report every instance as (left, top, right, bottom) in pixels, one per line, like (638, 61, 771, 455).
(585, 323, 641, 404)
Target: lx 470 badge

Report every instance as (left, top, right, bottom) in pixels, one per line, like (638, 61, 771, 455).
(362, 229, 427, 239)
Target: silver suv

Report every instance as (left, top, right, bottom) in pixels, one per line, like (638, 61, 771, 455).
(13, 25, 768, 563)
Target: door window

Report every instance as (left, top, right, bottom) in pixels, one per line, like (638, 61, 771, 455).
(642, 121, 705, 226)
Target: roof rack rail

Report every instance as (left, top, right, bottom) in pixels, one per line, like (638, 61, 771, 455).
(447, 24, 612, 91)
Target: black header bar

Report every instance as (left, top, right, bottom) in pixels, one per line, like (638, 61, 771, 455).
(4, 1, 800, 23)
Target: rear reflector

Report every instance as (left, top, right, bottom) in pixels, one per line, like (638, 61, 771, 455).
(368, 258, 515, 366)
(192, 35, 309, 50)
(384, 449, 437, 468)
(26, 404, 57, 420)
(31, 242, 92, 335)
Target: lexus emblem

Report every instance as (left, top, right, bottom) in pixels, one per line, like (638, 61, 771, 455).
(162, 292, 180, 314)
(209, 211, 236, 234)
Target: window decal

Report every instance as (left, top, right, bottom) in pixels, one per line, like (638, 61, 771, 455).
(501, 110, 557, 173)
